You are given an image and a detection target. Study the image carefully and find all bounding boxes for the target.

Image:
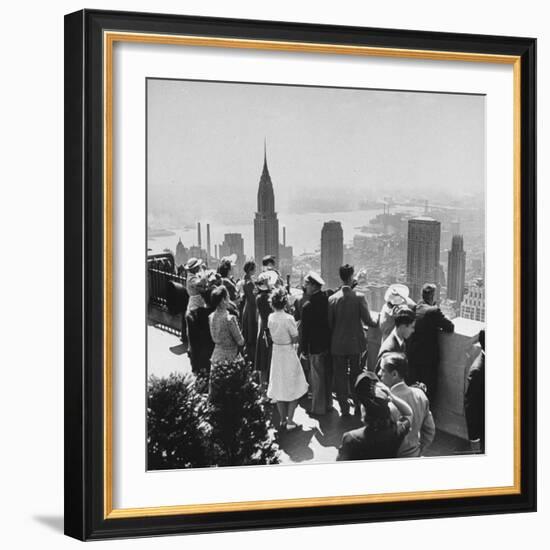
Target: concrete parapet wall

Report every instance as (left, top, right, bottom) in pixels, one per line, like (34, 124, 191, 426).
(434, 318, 483, 439)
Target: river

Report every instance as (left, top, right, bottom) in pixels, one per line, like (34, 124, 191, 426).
(147, 207, 424, 258)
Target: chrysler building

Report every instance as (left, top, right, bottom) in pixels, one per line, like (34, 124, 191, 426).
(254, 142, 279, 264)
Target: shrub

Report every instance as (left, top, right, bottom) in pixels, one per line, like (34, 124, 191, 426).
(193, 369, 210, 395)
(147, 372, 210, 470)
(208, 358, 280, 467)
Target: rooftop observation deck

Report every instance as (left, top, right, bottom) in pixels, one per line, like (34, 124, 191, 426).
(148, 306, 483, 463)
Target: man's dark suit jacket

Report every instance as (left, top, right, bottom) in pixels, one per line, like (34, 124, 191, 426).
(464, 351, 485, 445)
(328, 285, 377, 356)
(378, 330, 406, 356)
(408, 301, 454, 387)
(376, 330, 407, 370)
(301, 290, 330, 355)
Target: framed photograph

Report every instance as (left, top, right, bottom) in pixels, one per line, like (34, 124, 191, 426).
(64, 9, 536, 540)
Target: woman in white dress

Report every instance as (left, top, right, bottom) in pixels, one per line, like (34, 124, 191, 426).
(267, 288, 309, 430)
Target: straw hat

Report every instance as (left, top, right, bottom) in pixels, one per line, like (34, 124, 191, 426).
(184, 257, 203, 271)
(384, 283, 410, 306)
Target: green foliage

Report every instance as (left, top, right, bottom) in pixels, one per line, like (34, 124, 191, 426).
(147, 372, 210, 470)
(208, 358, 280, 467)
(193, 369, 210, 395)
(147, 359, 280, 470)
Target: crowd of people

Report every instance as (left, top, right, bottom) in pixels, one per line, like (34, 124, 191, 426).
(179, 253, 485, 460)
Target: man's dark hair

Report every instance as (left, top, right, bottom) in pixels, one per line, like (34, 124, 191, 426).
(243, 260, 256, 274)
(478, 329, 485, 351)
(217, 259, 232, 278)
(422, 283, 436, 301)
(262, 255, 276, 267)
(338, 264, 354, 283)
(394, 306, 415, 327)
(381, 352, 409, 380)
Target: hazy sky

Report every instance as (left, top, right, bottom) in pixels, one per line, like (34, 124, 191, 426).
(147, 78, 485, 224)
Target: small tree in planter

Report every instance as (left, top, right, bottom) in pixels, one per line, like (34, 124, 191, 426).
(147, 372, 210, 470)
(208, 358, 280, 467)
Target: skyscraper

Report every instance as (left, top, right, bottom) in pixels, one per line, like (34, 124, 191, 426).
(279, 226, 293, 278)
(175, 238, 188, 268)
(219, 233, 245, 274)
(406, 217, 441, 301)
(254, 142, 279, 265)
(321, 221, 343, 290)
(460, 278, 485, 322)
(447, 234, 466, 302)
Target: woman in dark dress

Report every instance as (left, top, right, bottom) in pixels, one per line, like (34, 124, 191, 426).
(241, 260, 258, 363)
(254, 273, 273, 391)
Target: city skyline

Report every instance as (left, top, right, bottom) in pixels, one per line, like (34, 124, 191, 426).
(165, 199, 484, 324)
(160, 179, 483, 304)
(147, 78, 485, 298)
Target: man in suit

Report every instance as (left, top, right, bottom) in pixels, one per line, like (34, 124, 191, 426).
(328, 264, 378, 417)
(377, 306, 416, 371)
(407, 283, 454, 401)
(378, 352, 436, 457)
(465, 329, 485, 453)
(301, 272, 332, 415)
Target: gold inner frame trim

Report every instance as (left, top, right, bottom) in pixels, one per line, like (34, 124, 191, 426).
(103, 30, 522, 520)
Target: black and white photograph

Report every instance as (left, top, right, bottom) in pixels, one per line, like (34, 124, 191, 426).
(146, 78, 487, 470)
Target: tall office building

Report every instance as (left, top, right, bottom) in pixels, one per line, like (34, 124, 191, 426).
(447, 234, 466, 302)
(219, 233, 245, 274)
(279, 226, 293, 278)
(460, 278, 485, 322)
(175, 238, 188, 268)
(254, 143, 279, 265)
(321, 221, 344, 290)
(406, 217, 441, 301)
(188, 245, 207, 262)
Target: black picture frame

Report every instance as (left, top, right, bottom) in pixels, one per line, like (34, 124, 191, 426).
(64, 9, 536, 541)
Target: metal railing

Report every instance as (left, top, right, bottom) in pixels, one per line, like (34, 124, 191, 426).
(147, 253, 186, 311)
(148, 269, 186, 309)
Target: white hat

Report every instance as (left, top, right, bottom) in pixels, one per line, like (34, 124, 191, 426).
(384, 283, 410, 305)
(255, 272, 274, 290)
(304, 271, 325, 287)
(184, 257, 203, 271)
